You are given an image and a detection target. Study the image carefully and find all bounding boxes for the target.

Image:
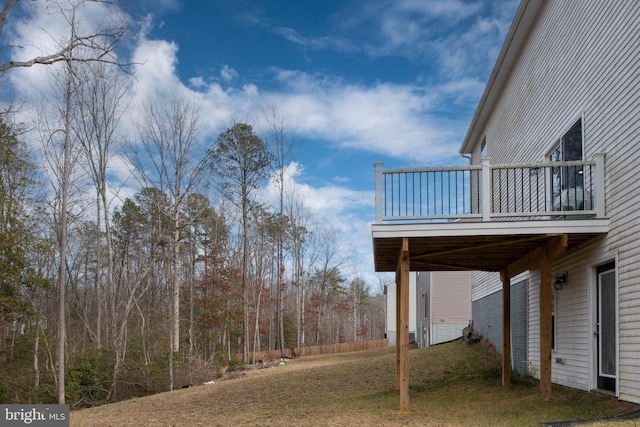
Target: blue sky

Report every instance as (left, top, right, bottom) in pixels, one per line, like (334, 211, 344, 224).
(5, 0, 519, 287)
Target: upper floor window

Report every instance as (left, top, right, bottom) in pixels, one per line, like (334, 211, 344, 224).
(549, 119, 584, 210)
(480, 136, 487, 159)
(549, 119, 583, 163)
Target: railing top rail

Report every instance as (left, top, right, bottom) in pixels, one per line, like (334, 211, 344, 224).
(489, 159, 595, 169)
(378, 159, 596, 174)
(379, 164, 481, 174)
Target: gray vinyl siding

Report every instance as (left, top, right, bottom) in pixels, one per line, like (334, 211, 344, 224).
(416, 272, 430, 348)
(471, 280, 528, 375)
(468, 0, 640, 402)
(511, 280, 529, 376)
(471, 291, 503, 352)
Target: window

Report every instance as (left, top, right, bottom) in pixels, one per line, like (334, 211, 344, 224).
(480, 136, 487, 158)
(424, 292, 429, 319)
(549, 119, 585, 210)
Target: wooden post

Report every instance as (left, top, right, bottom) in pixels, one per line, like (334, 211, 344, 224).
(505, 235, 566, 399)
(540, 248, 552, 400)
(501, 269, 511, 388)
(398, 237, 410, 412)
(395, 268, 400, 392)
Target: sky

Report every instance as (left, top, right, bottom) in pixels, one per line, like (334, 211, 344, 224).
(3, 0, 520, 288)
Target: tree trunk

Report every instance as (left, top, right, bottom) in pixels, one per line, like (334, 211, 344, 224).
(188, 234, 195, 385)
(95, 192, 102, 349)
(242, 199, 249, 363)
(33, 316, 40, 389)
(301, 284, 306, 347)
(277, 214, 284, 357)
(172, 211, 181, 353)
(163, 245, 174, 391)
(252, 280, 263, 364)
(56, 57, 75, 406)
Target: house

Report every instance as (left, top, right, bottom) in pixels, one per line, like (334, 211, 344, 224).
(372, 0, 640, 410)
(385, 271, 470, 347)
(385, 273, 416, 347)
(416, 271, 471, 347)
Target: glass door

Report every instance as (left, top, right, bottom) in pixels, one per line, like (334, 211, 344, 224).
(596, 262, 616, 392)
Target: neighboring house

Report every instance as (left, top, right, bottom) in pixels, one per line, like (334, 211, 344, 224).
(386, 272, 470, 347)
(416, 271, 471, 348)
(372, 0, 640, 409)
(385, 272, 416, 347)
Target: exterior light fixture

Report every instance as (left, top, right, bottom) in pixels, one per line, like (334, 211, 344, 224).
(553, 272, 568, 290)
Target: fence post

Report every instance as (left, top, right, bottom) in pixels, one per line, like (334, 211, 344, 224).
(481, 158, 491, 221)
(594, 153, 606, 218)
(375, 163, 384, 223)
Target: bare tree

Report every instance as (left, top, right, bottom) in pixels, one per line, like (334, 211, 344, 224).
(128, 96, 208, 371)
(40, 58, 84, 405)
(0, 0, 129, 73)
(72, 60, 129, 350)
(309, 226, 345, 345)
(284, 186, 311, 349)
(264, 106, 298, 357)
(13, 0, 129, 404)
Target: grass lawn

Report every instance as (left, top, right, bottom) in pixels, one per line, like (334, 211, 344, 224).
(70, 341, 638, 426)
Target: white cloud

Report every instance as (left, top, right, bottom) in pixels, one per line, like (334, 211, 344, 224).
(263, 162, 372, 219)
(107, 153, 135, 184)
(131, 38, 183, 96)
(220, 65, 239, 82)
(261, 161, 376, 274)
(189, 76, 207, 88)
(260, 69, 463, 164)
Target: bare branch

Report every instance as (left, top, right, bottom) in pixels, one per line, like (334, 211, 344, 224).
(0, 0, 133, 73)
(0, 0, 20, 41)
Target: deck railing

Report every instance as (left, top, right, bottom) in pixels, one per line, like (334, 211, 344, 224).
(374, 153, 605, 223)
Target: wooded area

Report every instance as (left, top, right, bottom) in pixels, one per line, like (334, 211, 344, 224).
(0, 0, 386, 407)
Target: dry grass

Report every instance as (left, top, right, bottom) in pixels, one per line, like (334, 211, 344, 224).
(71, 341, 638, 426)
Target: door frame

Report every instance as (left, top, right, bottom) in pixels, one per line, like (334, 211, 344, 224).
(590, 257, 619, 394)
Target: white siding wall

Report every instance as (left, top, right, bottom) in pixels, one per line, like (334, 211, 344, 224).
(471, 271, 500, 302)
(385, 273, 417, 346)
(430, 271, 471, 344)
(469, 0, 640, 402)
(526, 239, 614, 392)
(431, 323, 468, 344)
(385, 281, 396, 346)
(431, 271, 471, 323)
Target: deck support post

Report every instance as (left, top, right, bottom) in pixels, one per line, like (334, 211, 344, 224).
(395, 266, 400, 392)
(395, 237, 410, 412)
(504, 234, 566, 400)
(501, 269, 511, 388)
